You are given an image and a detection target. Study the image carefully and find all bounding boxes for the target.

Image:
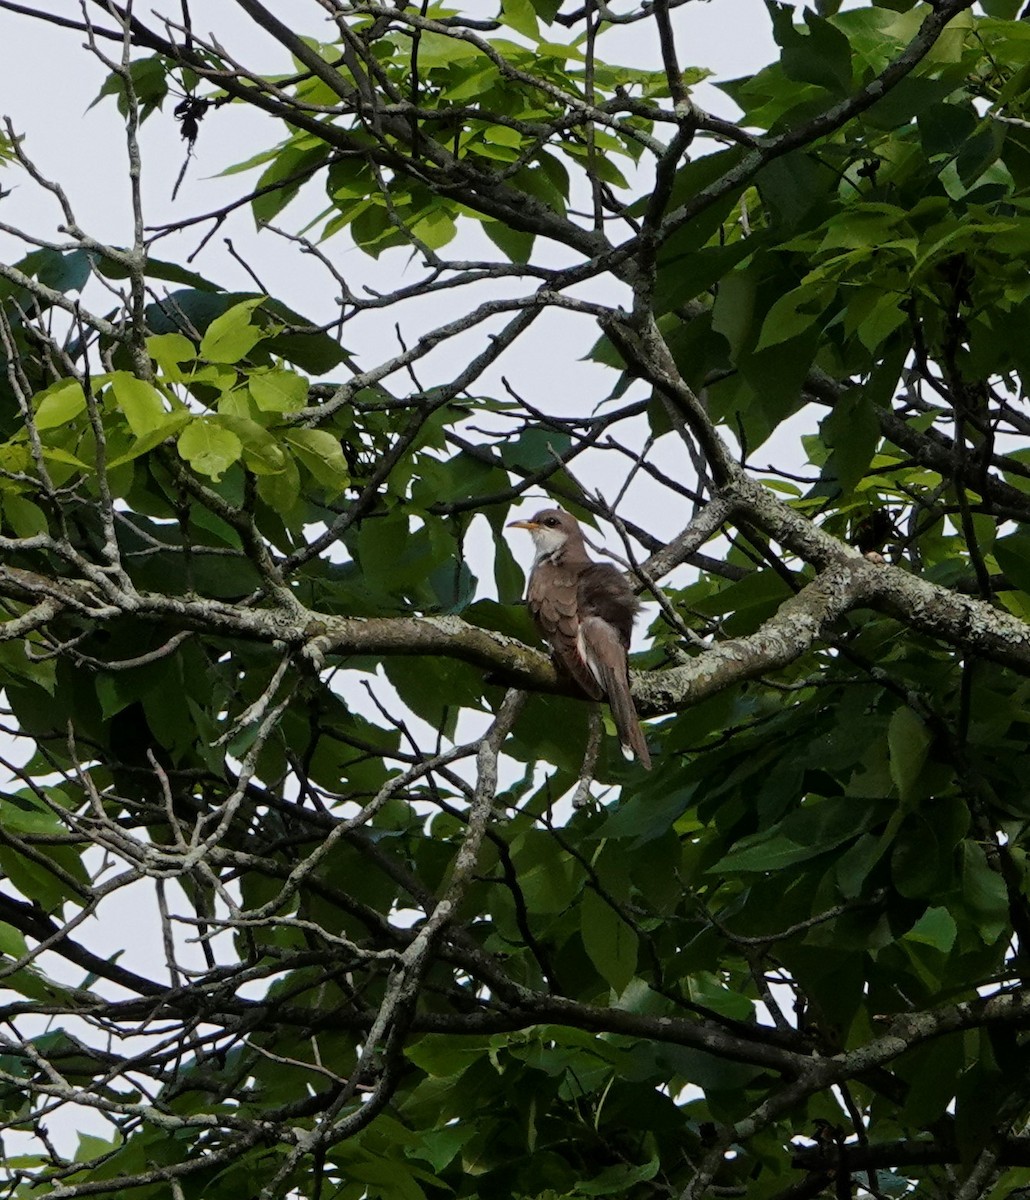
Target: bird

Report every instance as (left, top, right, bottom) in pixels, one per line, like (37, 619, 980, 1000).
(508, 508, 651, 769)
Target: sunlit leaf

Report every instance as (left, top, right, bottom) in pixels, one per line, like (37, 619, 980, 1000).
(177, 417, 243, 479)
(200, 298, 266, 364)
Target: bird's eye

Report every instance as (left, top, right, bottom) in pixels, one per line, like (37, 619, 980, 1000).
(544, 517, 558, 527)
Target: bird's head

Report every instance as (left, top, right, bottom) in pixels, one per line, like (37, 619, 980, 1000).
(507, 508, 579, 561)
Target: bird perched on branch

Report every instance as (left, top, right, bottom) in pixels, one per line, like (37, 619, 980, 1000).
(508, 508, 651, 770)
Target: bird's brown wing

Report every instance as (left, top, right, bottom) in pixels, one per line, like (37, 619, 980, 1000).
(576, 563, 639, 646)
(527, 559, 602, 699)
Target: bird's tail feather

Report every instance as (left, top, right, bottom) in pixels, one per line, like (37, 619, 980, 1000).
(597, 660, 651, 770)
(579, 616, 651, 770)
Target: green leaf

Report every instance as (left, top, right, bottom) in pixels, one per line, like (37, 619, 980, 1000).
(994, 533, 1030, 593)
(200, 298, 266, 364)
(711, 269, 757, 356)
(147, 332, 196, 376)
(33, 379, 86, 430)
(346, 1158, 428, 1200)
(411, 31, 481, 69)
(580, 886, 638, 994)
(100, 255, 219, 291)
(905, 906, 957, 952)
(177, 418, 243, 480)
(512, 828, 582, 913)
(2, 494, 48, 538)
(755, 281, 834, 350)
(283, 428, 349, 495)
(109, 373, 168, 437)
(888, 706, 931, 804)
(492, 532, 525, 604)
(711, 795, 879, 874)
(0, 845, 70, 914)
(482, 219, 535, 263)
(40, 446, 91, 470)
(215, 415, 288, 475)
(578, 1155, 661, 1195)
(856, 296, 908, 352)
(256, 453, 301, 515)
(0, 921, 27, 958)
(898, 1037, 965, 1128)
(710, 833, 812, 873)
(502, 0, 539, 38)
(406, 1034, 490, 1078)
(19, 248, 91, 294)
(106, 411, 190, 467)
(498, 427, 572, 471)
(769, 2, 854, 95)
(919, 102, 979, 158)
(249, 368, 309, 413)
(252, 143, 328, 225)
(0, 784, 61, 829)
(89, 56, 168, 120)
(687, 971, 754, 1020)
(411, 208, 457, 251)
(961, 843, 1009, 943)
(413, 1125, 474, 1172)
(821, 388, 880, 495)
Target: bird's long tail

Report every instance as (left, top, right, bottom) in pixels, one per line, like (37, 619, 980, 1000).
(578, 617, 652, 770)
(605, 672, 652, 770)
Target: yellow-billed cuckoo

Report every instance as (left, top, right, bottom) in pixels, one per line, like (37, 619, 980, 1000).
(508, 508, 651, 769)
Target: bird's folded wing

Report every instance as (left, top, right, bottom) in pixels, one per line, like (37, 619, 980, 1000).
(576, 563, 639, 645)
(529, 562, 602, 698)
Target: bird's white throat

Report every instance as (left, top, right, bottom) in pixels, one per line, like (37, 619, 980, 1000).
(530, 526, 567, 563)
